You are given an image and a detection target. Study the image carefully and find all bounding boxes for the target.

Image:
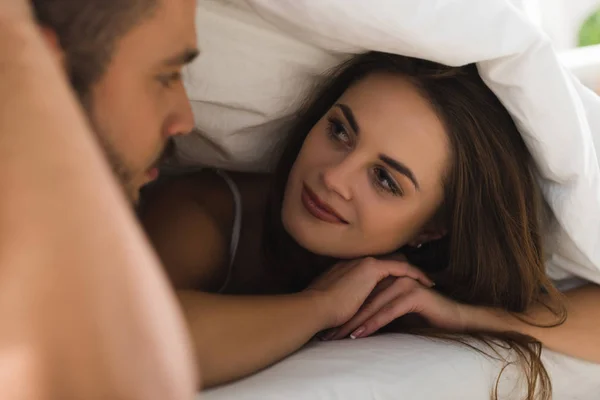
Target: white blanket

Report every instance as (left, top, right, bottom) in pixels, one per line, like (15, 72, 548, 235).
(180, 0, 600, 283)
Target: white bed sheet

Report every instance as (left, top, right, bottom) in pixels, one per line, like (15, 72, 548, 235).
(201, 335, 600, 400)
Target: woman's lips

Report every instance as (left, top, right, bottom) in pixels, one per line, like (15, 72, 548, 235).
(301, 184, 348, 224)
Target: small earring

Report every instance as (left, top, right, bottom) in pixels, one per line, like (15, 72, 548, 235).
(415, 243, 422, 249)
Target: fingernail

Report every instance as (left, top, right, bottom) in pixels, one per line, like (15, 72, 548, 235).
(350, 327, 366, 339)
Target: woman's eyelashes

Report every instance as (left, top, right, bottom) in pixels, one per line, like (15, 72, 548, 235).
(327, 117, 352, 146)
(326, 115, 404, 197)
(372, 167, 403, 196)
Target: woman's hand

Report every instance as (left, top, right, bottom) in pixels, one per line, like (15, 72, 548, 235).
(304, 257, 435, 330)
(328, 277, 473, 340)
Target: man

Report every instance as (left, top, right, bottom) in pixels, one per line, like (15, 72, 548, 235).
(33, 0, 200, 202)
(0, 0, 199, 398)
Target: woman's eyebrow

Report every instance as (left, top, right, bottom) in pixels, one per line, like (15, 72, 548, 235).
(335, 103, 360, 134)
(334, 103, 420, 190)
(379, 154, 420, 191)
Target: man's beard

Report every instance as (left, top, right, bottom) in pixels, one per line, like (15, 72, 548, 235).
(84, 103, 174, 203)
(95, 133, 139, 203)
(83, 97, 139, 203)
(95, 130, 175, 203)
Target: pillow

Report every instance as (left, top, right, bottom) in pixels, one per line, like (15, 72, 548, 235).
(178, 0, 600, 284)
(178, 0, 345, 172)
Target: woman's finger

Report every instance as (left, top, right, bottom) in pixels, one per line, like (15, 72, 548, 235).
(364, 276, 396, 301)
(372, 260, 435, 288)
(331, 277, 417, 340)
(348, 289, 425, 339)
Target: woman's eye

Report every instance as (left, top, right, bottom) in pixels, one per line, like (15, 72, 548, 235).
(158, 72, 182, 88)
(327, 117, 351, 145)
(373, 167, 403, 196)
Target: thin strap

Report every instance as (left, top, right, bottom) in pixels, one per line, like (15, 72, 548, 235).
(215, 170, 242, 293)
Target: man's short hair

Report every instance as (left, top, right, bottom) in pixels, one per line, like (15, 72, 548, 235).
(32, 0, 159, 102)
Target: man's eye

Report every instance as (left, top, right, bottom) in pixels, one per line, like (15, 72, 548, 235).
(158, 72, 182, 88)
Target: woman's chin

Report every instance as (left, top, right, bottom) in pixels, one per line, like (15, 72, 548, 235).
(285, 227, 362, 259)
(282, 214, 373, 259)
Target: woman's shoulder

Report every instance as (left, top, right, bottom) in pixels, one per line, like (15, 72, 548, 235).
(224, 171, 272, 213)
(139, 169, 244, 291)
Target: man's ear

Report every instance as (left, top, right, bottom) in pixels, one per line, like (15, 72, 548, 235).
(39, 26, 65, 65)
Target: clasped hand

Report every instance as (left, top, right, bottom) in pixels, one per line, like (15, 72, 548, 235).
(304, 256, 474, 341)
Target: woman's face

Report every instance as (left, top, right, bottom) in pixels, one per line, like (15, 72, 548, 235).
(282, 73, 451, 258)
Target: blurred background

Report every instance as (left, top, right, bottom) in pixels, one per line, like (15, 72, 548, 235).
(519, 0, 600, 89)
(522, 0, 600, 49)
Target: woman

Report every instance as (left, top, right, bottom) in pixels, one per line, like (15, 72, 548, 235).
(141, 52, 564, 399)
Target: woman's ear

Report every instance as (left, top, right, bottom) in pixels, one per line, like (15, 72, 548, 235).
(408, 227, 448, 248)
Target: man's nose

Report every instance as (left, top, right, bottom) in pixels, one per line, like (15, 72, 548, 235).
(165, 85, 195, 137)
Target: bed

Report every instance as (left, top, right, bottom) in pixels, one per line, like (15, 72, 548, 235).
(201, 336, 600, 400)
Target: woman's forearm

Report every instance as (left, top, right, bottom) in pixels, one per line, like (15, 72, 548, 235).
(178, 290, 328, 388)
(471, 284, 600, 362)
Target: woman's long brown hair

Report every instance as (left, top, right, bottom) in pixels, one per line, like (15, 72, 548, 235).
(263, 52, 566, 400)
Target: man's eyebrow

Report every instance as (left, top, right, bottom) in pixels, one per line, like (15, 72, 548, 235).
(335, 103, 360, 134)
(379, 154, 420, 191)
(162, 48, 200, 67)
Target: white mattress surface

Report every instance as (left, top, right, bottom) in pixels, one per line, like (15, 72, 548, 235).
(201, 335, 600, 400)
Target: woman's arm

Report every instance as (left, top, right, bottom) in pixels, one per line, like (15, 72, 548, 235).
(142, 176, 328, 387)
(142, 177, 331, 387)
(331, 275, 600, 363)
(141, 182, 434, 388)
(179, 264, 431, 389)
(0, 15, 196, 400)
(177, 290, 328, 388)
(473, 283, 600, 362)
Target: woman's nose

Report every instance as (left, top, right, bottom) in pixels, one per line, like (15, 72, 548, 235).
(322, 161, 354, 201)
